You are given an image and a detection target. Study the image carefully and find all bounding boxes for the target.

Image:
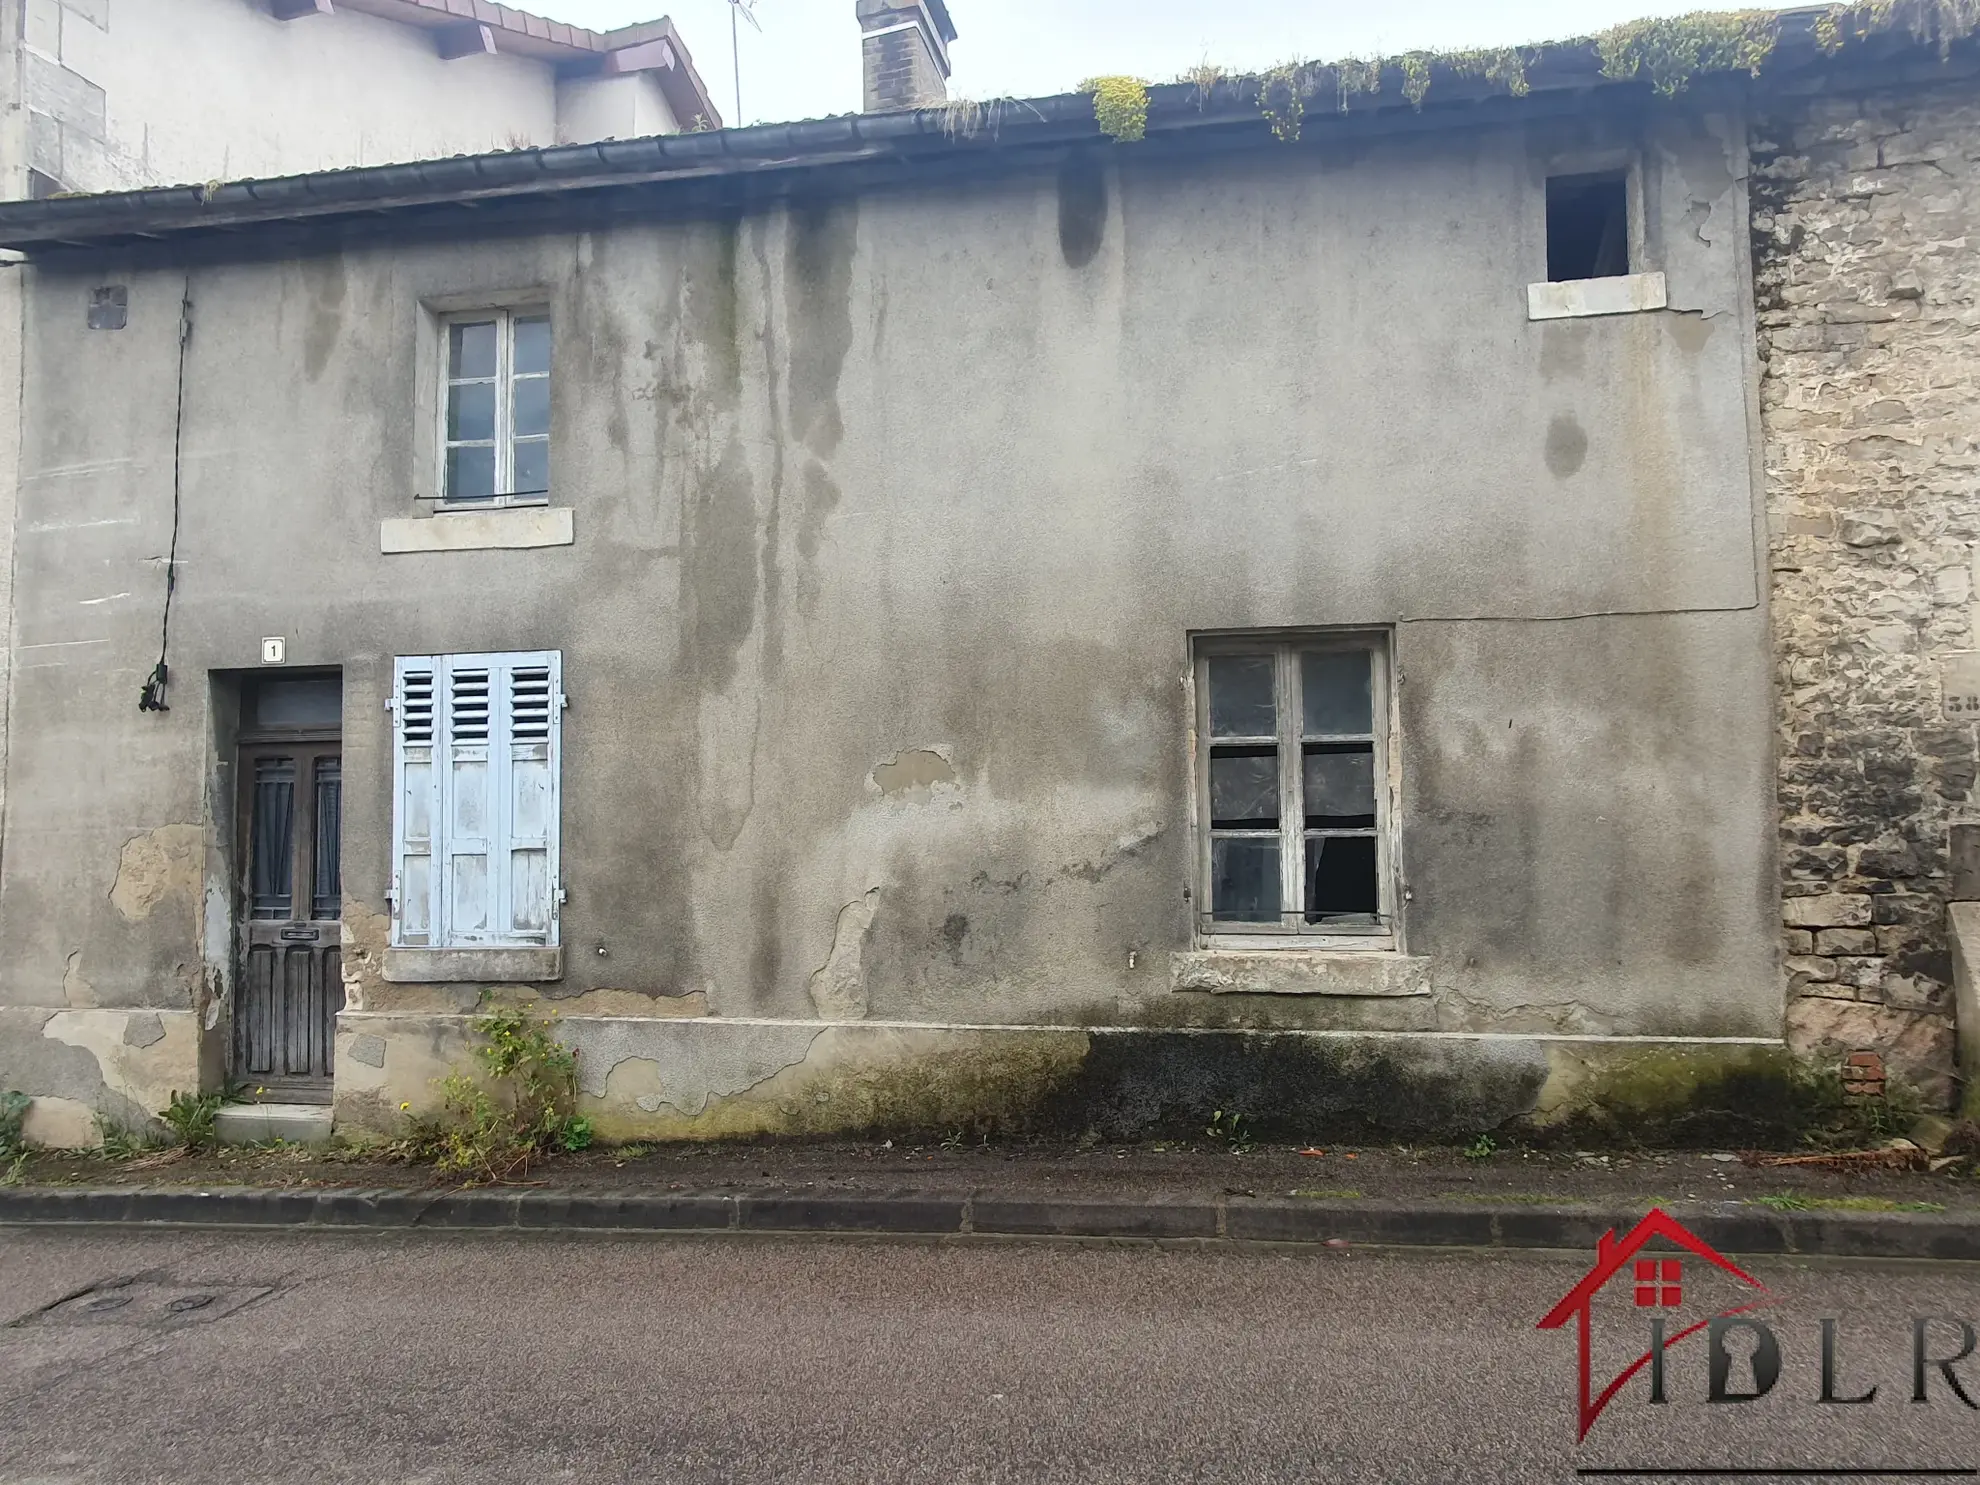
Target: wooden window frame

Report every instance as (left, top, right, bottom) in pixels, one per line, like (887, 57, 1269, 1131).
(1192, 631, 1398, 952)
(438, 307, 551, 509)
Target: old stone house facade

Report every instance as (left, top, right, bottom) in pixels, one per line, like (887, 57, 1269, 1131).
(1, 5, 1977, 1146)
(1753, 46, 1980, 1107)
(0, 3, 722, 1151)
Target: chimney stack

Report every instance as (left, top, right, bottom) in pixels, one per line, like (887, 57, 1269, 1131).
(856, 0, 957, 112)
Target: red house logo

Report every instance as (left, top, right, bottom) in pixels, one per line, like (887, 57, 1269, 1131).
(1536, 1209, 1773, 1440)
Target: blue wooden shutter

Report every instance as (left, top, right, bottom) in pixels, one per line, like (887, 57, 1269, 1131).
(390, 658, 440, 947)
(500, 655, 561, 943)
(440, 658, 497, 943)
(393, 651, 561, 949)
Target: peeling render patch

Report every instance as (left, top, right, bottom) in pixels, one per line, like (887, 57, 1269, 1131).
(338, 903, 392, 1010)
(108, 824, 202, 922)
(870, 747, 957, 796)
(0, 1006, 199, 1145)
(43, 1009, 199, 1115)
(560, 1017, 823, 1112)
(808, 889, 879, 1020)
(201, 874, 233, 1018)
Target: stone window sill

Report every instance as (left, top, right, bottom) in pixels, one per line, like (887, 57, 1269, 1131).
(1171, 949, 1429, 997)
(382, 946, 563, 983)
(380, 505, 574, 554)
(1526, 271, 1667, 321)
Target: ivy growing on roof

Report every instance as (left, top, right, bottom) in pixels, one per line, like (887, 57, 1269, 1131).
(1081, 1, 1980, 143)
(1596, 11, 1782, 92)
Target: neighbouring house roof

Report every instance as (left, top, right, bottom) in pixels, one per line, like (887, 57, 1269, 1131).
(0, 3, 1969, 255)
(333, 1, 722, 129)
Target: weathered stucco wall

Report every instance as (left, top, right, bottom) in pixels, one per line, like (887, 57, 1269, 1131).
(0, 99, 1780, 1140)
(1752, 71, 1980, 1104)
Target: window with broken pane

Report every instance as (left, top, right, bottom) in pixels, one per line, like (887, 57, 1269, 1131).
(1197, 636, 1392, 942)
(442, 308, 551, 505)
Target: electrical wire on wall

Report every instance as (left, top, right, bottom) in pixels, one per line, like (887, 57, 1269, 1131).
(138, 277, 192, 713)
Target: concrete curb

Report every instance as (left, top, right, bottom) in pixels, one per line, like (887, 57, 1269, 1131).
(1, 1185, 1977, 1258)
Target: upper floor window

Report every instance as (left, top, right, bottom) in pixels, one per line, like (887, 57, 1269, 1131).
(1195, 633, 1395, 949)
(442, 309, 550, 505)
(1546, 172, 1629, 282)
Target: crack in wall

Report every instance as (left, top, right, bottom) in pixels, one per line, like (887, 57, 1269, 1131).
(571, 1022, 824, 1114)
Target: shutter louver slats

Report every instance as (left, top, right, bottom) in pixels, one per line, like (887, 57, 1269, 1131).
(507, 663, 556, 936)
(511, 666, 552, 739)
(392, 661, 441, 946)
(401, 670, 434, 743)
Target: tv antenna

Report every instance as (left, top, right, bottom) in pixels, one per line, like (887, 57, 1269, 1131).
(728, 0, 761, 127)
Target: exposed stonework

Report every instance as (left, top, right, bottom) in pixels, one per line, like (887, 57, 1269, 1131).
(1754, 76, 1980, 1103)
(108, 823, 203, 924)
(808, 890, 881, 1020)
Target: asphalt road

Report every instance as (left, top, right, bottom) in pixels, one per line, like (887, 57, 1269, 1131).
(3, 1226, 1980, 1483)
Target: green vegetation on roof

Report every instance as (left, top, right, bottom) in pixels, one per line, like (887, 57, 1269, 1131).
(1080, 75, 1151, 143)
(1082, 1, 1980, 143)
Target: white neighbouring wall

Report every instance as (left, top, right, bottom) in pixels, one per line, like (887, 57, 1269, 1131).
(20, 0, 561, 193)
(10, 0, 702, 198)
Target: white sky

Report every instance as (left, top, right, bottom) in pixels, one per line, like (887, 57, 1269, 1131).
(548, 0, 1812, 127)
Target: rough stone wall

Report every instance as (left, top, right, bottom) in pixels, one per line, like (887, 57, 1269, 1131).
(1752, 74, 1980, 1105)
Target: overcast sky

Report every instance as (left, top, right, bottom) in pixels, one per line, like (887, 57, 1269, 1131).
(549, 0, 1810, 127)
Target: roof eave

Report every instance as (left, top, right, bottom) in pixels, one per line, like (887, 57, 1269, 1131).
(0, 6, 1959, 256)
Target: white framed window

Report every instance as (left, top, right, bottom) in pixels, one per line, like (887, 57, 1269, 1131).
(1193, 633, 1395, 949)
(440, 309, 551, 505)
(392, 652, 563, 949)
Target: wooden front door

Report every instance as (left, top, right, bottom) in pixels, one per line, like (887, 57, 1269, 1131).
(235, 679, 343, 1100)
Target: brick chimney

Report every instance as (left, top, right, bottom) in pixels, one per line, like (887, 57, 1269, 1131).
(857, 0, 957, 112)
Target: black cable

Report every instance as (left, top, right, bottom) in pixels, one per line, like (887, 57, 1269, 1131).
(139, 279, 191, 713)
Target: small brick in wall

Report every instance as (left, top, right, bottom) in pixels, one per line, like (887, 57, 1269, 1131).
(1752, 80, 1980, 1106)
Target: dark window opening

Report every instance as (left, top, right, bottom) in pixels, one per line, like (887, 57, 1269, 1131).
(1547, 173, 1630, 282)
(28, 169, 63, 201)
(249, 758, 297, 921)
(1212, 837, 1281, 923)
(87, 286, 127, 332)
(311, 758, 342, 920)
(1209, 744, 1280, 831)
(1302, 742, 1375, 829)
(251, 676, 343, 731)
(1306, 835, 1378, 921)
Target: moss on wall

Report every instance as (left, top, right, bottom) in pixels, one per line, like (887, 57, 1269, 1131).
(1522, 1042, 1928, 1148)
